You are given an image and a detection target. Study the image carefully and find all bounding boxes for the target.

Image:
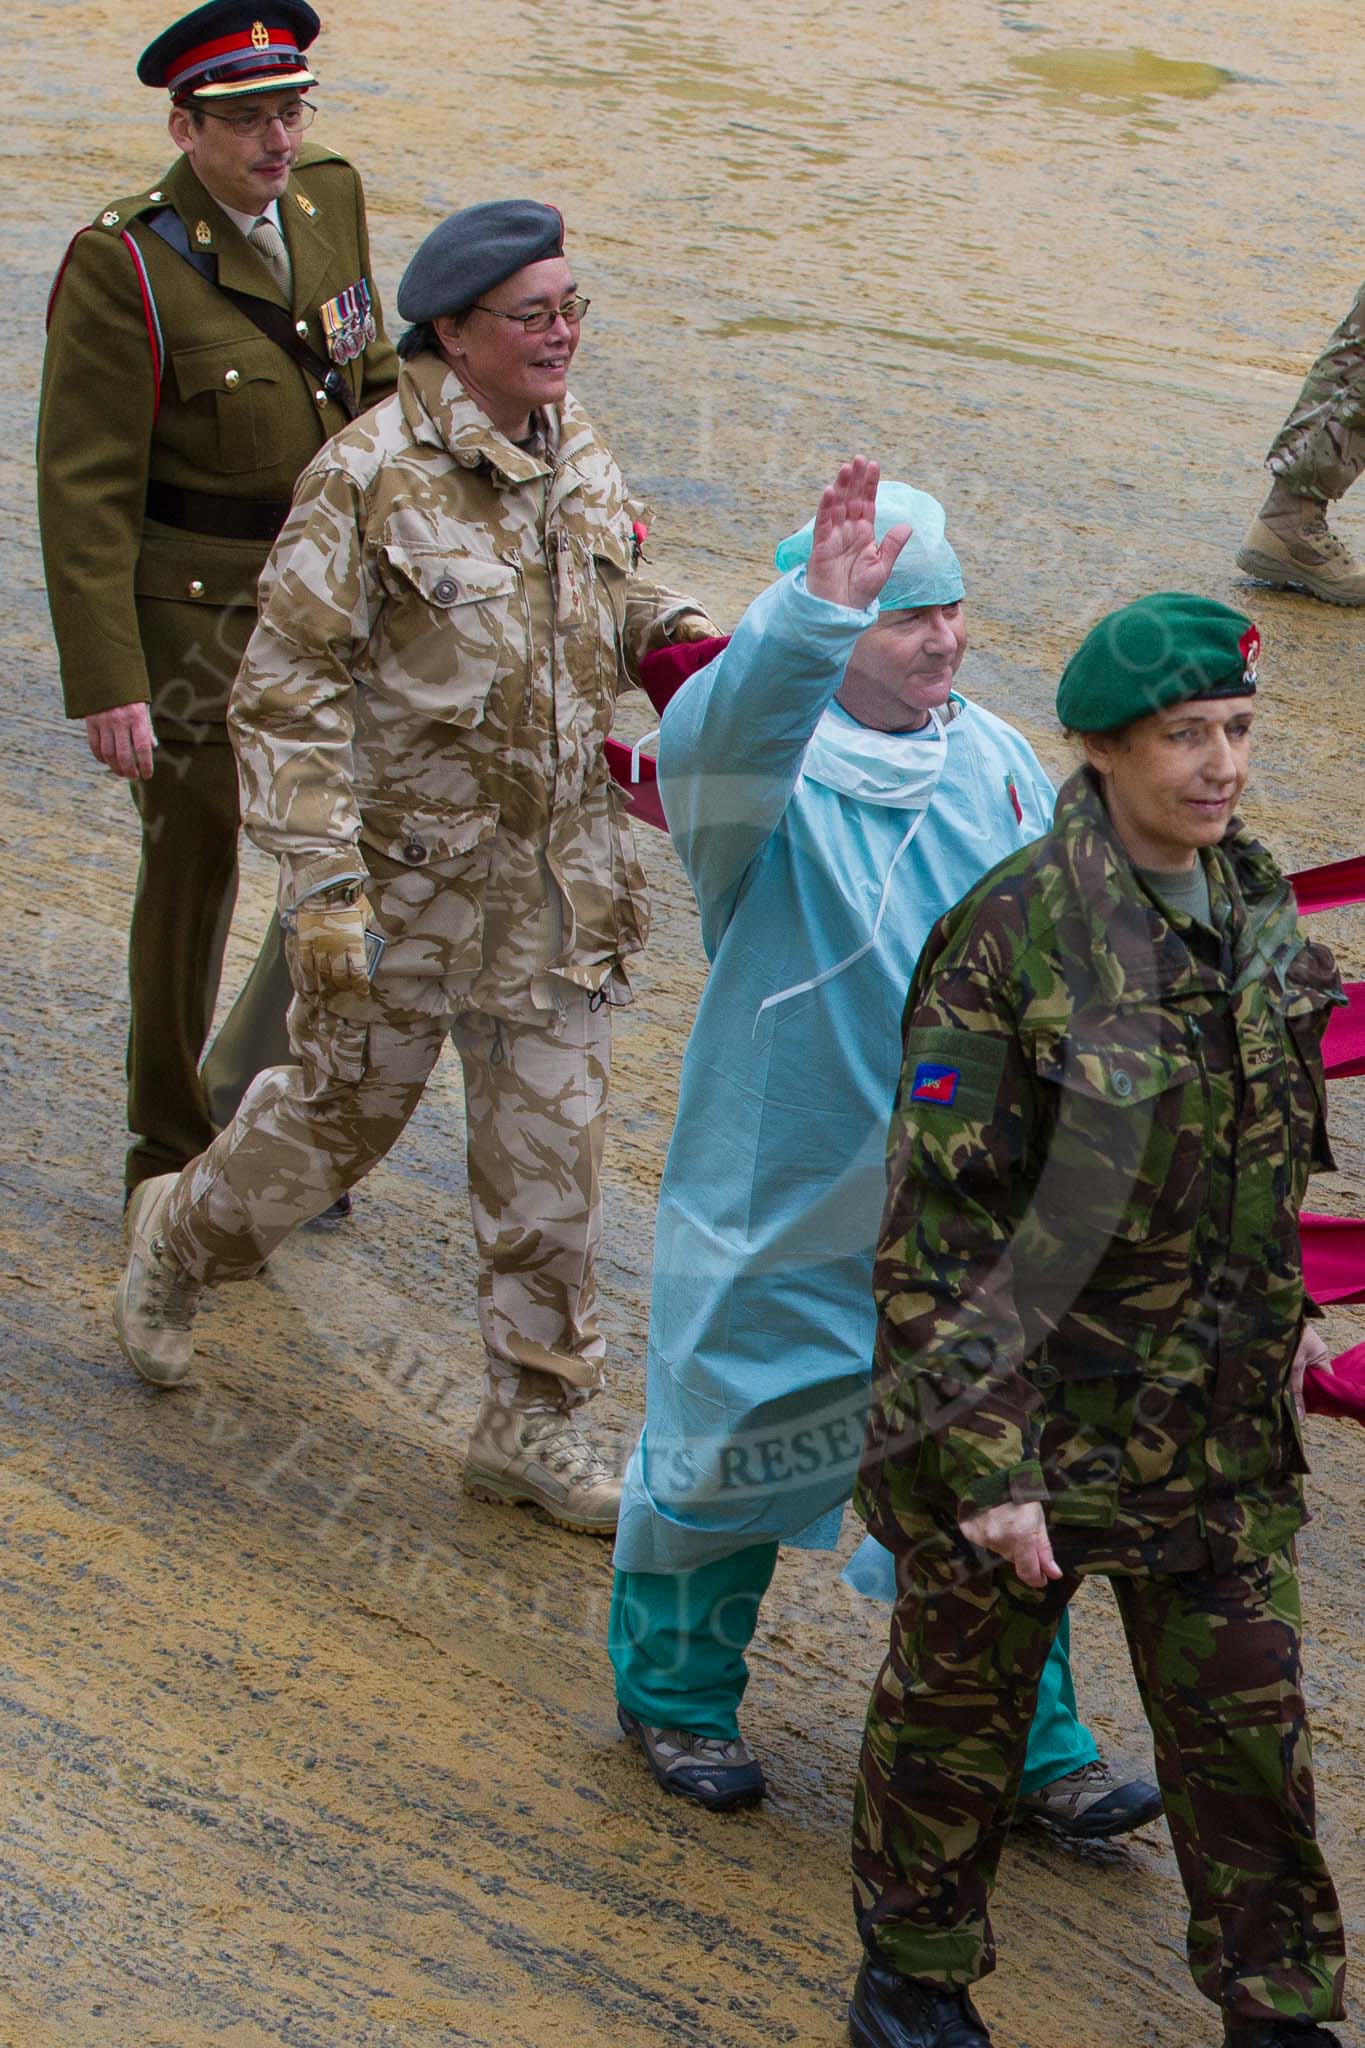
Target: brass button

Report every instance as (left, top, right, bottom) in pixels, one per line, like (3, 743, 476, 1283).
(314, 388, 328, 406)
(432, 577, 458, 604)
(402, 838, 428, 864)
(101, 210, 120, 227)
(224, 368, 241, 390)
(187, 579, 205, 597)
(295, 319, 309, 338)
(149, 189, 164, 201)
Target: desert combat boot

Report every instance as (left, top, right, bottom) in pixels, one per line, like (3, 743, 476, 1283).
(114, 1173, 203, 1386)
(1236, 480, 1365, 604)
(463, 1397, 622, 1535)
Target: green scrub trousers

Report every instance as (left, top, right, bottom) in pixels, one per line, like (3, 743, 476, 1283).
(610, 1548, 1098, 1793)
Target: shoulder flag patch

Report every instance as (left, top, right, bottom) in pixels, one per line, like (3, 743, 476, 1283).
(910, 1062, 960, 1105)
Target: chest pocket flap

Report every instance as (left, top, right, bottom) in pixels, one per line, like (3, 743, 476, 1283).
(170, 333, 283, 403)
(381, 546, 518, 609)
(1034, 1033, 1197, 1106)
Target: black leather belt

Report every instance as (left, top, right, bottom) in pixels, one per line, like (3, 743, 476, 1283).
(146, 480, 292, 542)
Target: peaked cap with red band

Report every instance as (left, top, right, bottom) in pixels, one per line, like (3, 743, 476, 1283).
(138, 0, 320, 101)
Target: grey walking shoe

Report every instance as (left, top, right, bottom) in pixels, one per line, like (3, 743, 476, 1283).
(617, 1704, 766, 1811)
(114, 1173, 202, 1388)
(1015, 1756, 1163, 1840)
(463, 1399, 622, 1534)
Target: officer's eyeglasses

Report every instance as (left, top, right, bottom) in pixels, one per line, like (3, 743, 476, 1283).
(469, 296, 591, 335)
(199, 100, 317, 139)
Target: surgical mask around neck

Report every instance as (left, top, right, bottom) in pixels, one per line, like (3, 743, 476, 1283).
(757, 701, 953, 1028)
(799, 698, 955, 808)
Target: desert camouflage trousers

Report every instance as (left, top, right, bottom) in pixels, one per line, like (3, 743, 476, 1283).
(853, 1545, 1346, 2029)
(161, 982, 612, 1407)
(1266, 280, 1365, 501)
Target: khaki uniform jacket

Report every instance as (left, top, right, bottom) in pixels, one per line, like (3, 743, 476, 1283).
(37, 143, 399, 730)
(231, 352, 707, 1010)
(859, 768, 1342, 1578)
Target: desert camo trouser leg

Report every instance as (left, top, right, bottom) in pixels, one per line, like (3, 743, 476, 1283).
(450, 994, 611, 1411)
(852, 1546, 1345, 2027)
(1266, 281, 1365, 501)
(160, 987, 611, 1406)
(162, 994, 446, 1277)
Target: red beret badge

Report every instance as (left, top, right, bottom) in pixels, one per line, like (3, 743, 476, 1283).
(1239, 623, 1260, 685)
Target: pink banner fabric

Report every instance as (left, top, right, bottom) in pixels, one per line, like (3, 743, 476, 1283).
(1300, 1214, 1365, 1306)
(1322, 983, 1365, 1079)
(1305, 1343, 1365, 1424)
(1289, 853, 1365, 915)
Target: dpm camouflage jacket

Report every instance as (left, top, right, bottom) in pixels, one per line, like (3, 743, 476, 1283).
(229, 351, 705, 1004)
(858, 766, 1342, 1577)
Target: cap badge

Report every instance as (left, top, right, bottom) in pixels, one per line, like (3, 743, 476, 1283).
(1238, 623, 1260, 686)
(195, 219, 212, 247)
(251, 19, 271, 49)
(101, 211, 120, 227)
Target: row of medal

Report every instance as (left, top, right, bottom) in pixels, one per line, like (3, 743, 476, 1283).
(320, 278, 378, 364)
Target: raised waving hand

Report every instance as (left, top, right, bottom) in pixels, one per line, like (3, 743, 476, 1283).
(803, 457, 911, 612)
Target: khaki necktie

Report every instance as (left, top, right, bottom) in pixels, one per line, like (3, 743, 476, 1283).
(248, 216, 292, 299)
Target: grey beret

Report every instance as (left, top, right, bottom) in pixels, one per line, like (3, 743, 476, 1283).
(396, 200, 566, 323)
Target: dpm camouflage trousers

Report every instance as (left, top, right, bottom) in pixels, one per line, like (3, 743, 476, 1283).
(852, 1545, 1346, 2028)
(1266, 279, 1365, 501)
(161, 983, 612, 1407)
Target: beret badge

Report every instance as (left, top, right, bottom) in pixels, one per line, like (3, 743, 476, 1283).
(1239, 624, 1260, 687)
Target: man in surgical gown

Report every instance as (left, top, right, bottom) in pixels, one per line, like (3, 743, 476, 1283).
(610, 460, 1162, 1836)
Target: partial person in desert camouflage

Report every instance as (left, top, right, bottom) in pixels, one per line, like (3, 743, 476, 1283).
(1237, 282, 1365, 605)
(112, 199, 719, 1535)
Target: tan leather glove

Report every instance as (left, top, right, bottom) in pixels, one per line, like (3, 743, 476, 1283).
(669, 611, 723, 644)
(293, 891, 372, 999)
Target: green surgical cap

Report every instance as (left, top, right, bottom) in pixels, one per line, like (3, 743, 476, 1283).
(1055, 592, 1261, 734)
(773, 481, 965, 611)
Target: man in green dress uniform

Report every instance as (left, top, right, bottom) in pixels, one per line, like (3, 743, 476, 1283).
(37, 0, 398, 1196)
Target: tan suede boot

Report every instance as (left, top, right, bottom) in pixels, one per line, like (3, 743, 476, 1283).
(1236, 480, 1365, 604)
(463, 1396, 622, 1535)
(114, 1173, 203, 1387)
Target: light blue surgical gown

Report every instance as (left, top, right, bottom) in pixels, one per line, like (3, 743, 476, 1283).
(613, 570, 1056, 1575)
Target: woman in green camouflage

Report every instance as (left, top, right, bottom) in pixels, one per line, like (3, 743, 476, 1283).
(849, 592, 1347, 2048)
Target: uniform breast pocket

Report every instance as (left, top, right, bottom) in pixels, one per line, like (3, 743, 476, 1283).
(378, 544, 524, 727)
(169, 336, 285, 475)
(1032, 1031, 1202, 1250)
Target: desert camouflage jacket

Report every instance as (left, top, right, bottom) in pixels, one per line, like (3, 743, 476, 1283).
(858, 766, 1341, 1576)
(230, 352, 706, 1005)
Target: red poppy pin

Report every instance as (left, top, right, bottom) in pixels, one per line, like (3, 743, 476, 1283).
(1239, 623, 1260, 686)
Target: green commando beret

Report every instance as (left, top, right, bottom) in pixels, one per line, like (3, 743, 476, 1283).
(1056, 592, 1261, 734)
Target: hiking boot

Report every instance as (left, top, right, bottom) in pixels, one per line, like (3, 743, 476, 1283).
(616, 1704, 766, 1810)
(1225, 2024, 1342, 2047)
(463, 1399, 621, 1534)
(849, 1955, 992, 2047)
(1015, 1757, 1163, 1840)
(1236, 484, 1365, 604)
(306, 1190, 353, 1225)
(113, 1173, 202, 1388)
